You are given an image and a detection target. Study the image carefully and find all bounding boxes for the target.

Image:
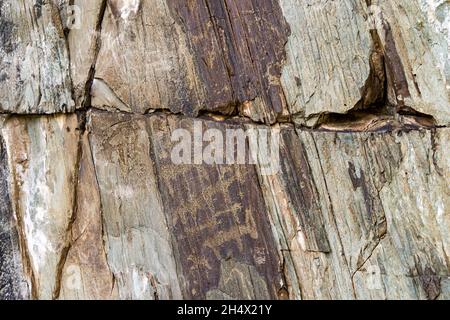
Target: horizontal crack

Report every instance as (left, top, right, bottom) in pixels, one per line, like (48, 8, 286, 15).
(0, 106, 447, 133)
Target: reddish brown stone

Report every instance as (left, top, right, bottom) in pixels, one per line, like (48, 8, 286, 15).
(167, 0, 290, 122)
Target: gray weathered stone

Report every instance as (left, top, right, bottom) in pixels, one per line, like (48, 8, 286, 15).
(2, 115, 80, 299)
(0, 0, 448, 301)
(0, 129, 29, 300)
(0, 0, 74, 113)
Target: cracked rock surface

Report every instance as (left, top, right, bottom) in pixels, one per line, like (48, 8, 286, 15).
(0, 0, 449, 300)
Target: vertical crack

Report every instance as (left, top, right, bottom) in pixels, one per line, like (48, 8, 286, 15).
(85, 110, 117, 298)
(52, 113, 85, 300)
(3, 119, 38, 299)
(350, 236, 384, 297)
(81, 0, 108, 110)
(309, 132, 357, 299)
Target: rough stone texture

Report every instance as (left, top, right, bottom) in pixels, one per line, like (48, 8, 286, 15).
(0, 0, 449, 300)
(90, 0, 291, 123)
(94, 0, 204, 116)
(280, 0, 373, 119)
(257, 126, 449, 299)
(0, 0, 74, 113)
(0, 130, 28, 300)
(59, 132, 118, 300)
(0, 112, 448, 300)
(148, 114, 284, 299)
(352, 129, 450, 299)
(167, 0, 291, 123)
(67, 0, 106, 108)
(372, 0, 450, 125)
(88, 110, 182, 300)
(280, 0, 450, 125)
(2, 115, 80, 299)
(68, 0, 450, 124)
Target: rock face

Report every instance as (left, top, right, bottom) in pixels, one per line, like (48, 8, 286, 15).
(2, 115, 80, 299)
(261, 127, 449, 299)
(0, 132, 28, 299)
(0, 0, 448, 300)
(0, 0, 74, 113)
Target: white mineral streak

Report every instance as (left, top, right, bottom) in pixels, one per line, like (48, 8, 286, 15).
(2, 115, 79, 299)
(420, 0, 450, 90)
(117, 0, 140, 20)
(0, 0, 449, 301)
